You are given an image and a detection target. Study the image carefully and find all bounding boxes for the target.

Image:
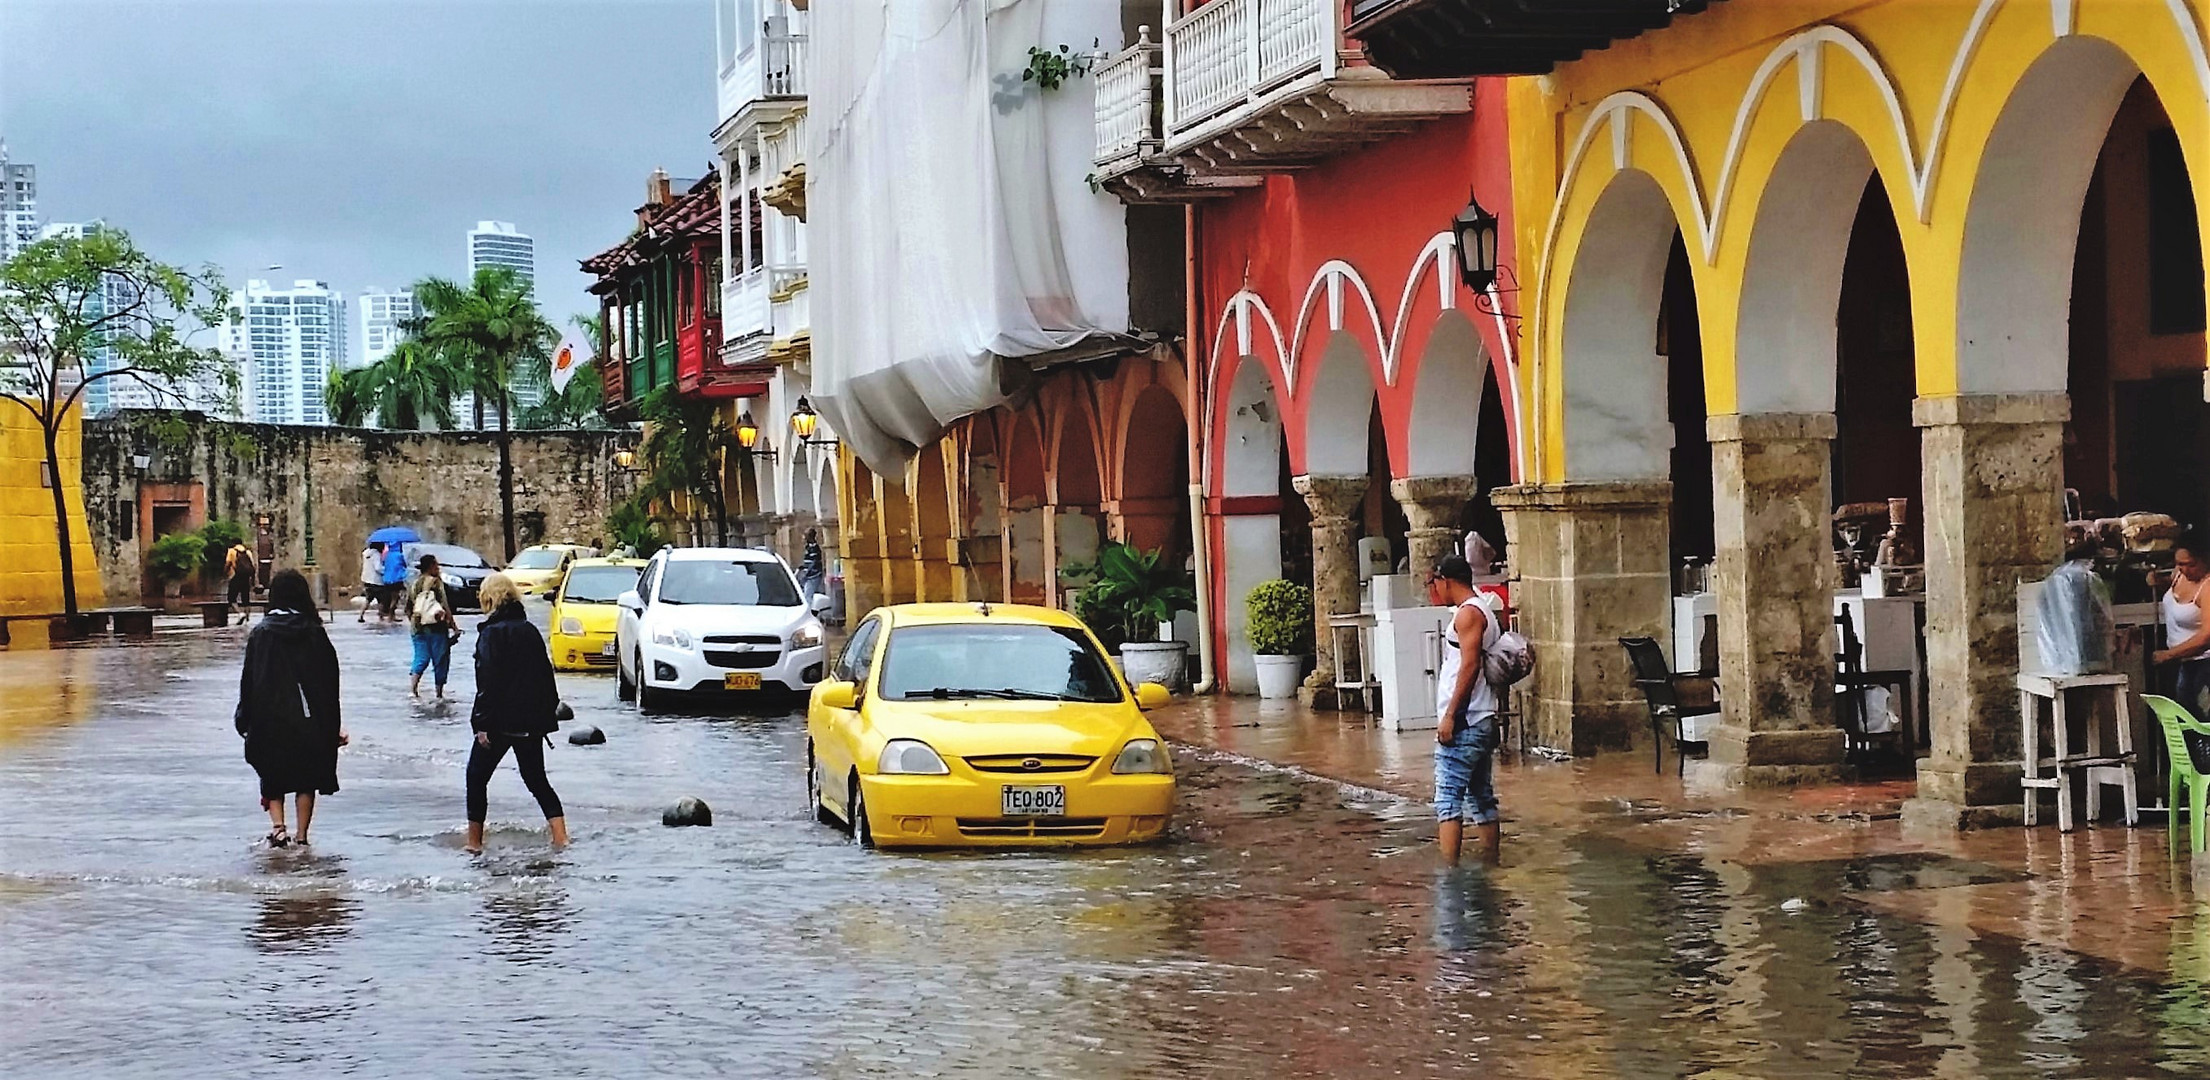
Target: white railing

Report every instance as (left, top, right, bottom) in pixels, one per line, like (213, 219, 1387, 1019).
(764, 110, 808, 182)
(1166, 0, 1336, 136)
(724, 267, 770, 339)
(719, 31, 809, 122)
(769, 271, 809, 342)
(1093, 31, 1160, 165)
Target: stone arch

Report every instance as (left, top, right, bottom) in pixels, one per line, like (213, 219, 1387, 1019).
(1405, 311, 1490, 478)
(1956, 36, 2146, 394)
(1219, 356, 1284, 499)
(1300, 331, 1379, 477)
(1734, 120, 1879, 413)
(1003, 411, 1050, 606)
(1560, 169, 1685, 480)
(1118, 384, 1189, 558)
(911, 438, 954, 601)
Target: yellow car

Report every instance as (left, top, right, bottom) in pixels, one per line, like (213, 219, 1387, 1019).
(507, 543, 599, 598)
(548, 557, 645, 671)
(805, 603, 1176, 849)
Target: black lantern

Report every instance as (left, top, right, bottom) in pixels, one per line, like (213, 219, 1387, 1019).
(788, 396, 839, 448)
(735, 411, 777, 460)
(1452, 192, 1500, 294)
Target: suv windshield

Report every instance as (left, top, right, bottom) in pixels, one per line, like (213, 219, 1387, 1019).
(560, 565, 640, 605)
(411, 544, 489, 569)
(656, 559, 801, 607)
(509, 549, 564, 570)
(875, 624, 1124, 704)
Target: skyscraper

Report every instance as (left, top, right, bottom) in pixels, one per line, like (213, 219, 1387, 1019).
(466, 221, 534, 287)
(1, 141, 39, 262)
(222, 279, 347, 425)
(356, 288, 415, 366)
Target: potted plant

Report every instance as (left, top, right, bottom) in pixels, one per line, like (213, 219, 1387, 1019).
(1074, 542, 1197, 692)
(147, 532, 207, 601)
(1246, 579, 1312, 700)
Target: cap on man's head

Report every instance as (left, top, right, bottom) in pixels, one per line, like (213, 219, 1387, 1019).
(1434, 554, 1474, 585)
(417, 554, 439, 571)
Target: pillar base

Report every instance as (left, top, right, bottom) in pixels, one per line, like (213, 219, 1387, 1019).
(1900, 796, 2026, 832)
(1704, 722, 1846, 776)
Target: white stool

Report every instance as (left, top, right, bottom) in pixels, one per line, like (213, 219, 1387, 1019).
(2018, 671, 2138, 831)
(1328, 613, 1378, 713)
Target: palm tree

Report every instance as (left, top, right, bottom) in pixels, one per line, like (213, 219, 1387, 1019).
(324, 366, 373, 427)
(321, 343, 462, 430)
(409, 267, 555, 558)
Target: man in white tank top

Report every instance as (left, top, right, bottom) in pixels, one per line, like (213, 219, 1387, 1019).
(1429, 555, 1501, 866)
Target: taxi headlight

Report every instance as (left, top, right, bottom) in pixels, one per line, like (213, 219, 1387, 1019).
(877, 739, 950, 775)
(558, 616, 585, 636)
(791, 622, 823, 649)
(653, 627, 693, 649)
(1111, 739, 1171, 775)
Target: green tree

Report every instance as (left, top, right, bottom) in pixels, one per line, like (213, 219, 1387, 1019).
(324, 365, 373, 427)
(329, 341, 462, 431)
(0, 228, 234, 615)
(636, 385, 733, 546)
(409, 267, 556, 557)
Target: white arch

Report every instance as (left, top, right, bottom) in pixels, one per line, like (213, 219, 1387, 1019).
(1220, 357, 1285, 499)
(1303, 332, 1378, 477)
(1734, 120, 1878, 414)
(1561, 170, 1680, 482)
(1405, 311, 1490, 478)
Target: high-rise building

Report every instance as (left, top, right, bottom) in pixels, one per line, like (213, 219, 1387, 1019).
(1, 141, 40, 261)
(356, 288, 414, 366)
(222, 279, 347, 425)
(466, 220, 534, 288)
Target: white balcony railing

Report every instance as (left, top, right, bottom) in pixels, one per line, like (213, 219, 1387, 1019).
(724, 266, 770, 340)
(1093, 31, 1160, 164)
(769, 269, 809, 343)
(1166, 0, 1337, 137)
(719, 31, 810, 122)
(764, 109, 808, 182)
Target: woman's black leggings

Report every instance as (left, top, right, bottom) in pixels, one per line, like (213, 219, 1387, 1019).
(466, 733, 564, 823)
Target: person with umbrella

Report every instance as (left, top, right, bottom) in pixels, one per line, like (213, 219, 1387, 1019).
(369, 526, 419, 622)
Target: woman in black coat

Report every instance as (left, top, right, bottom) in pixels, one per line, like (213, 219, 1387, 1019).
(235, 569, 345, 847)
(464, 572, 567, 854)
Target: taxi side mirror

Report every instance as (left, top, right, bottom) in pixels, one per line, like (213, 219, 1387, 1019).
(1135, 682, 1171, 710)
(816, 680, 858, 711)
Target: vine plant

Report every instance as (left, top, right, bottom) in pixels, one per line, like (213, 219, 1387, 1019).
(1023, 40, 1101, 90)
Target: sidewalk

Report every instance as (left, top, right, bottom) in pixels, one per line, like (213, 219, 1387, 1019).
(1149, 694, 2210, 979)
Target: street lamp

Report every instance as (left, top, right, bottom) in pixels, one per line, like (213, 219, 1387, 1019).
(735, 411, 778, 460)
(1452, 192, 1500, 294)
(788, 396, 840, 449)
(613, 448, 637, 470)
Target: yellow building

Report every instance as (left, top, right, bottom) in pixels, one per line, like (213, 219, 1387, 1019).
(0, 405, 105, 618)
(1443, 0, 2210, 823)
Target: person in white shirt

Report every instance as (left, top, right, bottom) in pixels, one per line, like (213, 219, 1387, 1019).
(358, 543, 384, 624)
(1428, 554, 1502, 866)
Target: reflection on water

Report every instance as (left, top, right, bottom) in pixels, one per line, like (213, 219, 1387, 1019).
(9, 623, 2210, 1075)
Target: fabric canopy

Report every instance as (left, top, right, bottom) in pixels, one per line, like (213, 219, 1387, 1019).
(809, 0, 1131, 476)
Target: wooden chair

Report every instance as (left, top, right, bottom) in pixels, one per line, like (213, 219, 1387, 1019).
(1619, 637, 1719, 775)
(1834, 607, 1911, 764)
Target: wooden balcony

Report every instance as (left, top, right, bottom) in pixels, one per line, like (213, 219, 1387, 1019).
(1345, 0, 1718, 79)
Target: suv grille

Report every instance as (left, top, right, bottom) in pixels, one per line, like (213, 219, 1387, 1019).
(705, 649, 779, 670)
(702, 634, 781, 646)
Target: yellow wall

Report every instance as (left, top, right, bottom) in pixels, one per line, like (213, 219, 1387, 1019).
(0, 405, 105, 614)
(1509, 0, 2210, 482)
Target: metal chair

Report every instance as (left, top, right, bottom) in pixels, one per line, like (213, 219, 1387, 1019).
(1619, 637, 1719, 775)
(1834, 607, 1911, 764)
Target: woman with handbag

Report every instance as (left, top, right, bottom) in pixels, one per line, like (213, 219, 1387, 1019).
(407, 553, 457, 699)
(235, 569, 346, 847)
(464, 572, 568, 854)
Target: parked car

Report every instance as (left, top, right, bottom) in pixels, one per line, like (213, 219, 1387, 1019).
(615, 547, 832, 710)
(805, 602, 1175, 849)
(549, 557, 646, 671)
(403, 543, 497, 612)
(506, 543, 599, 599)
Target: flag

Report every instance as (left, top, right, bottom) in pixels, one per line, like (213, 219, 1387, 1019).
(548, 334, 589, 395)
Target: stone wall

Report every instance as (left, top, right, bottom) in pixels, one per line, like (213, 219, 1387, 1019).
(81, 413, 634, 604)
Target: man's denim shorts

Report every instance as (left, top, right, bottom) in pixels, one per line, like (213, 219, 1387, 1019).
(1434, 712, 1499, 825)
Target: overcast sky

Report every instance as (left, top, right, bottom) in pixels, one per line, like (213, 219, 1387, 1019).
(1, 0, 716, 358)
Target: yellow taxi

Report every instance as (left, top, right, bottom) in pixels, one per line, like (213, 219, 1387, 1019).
(805, 602, 1176, 848)
(548, 557, 645, 671)
(507, 543, 598, 599)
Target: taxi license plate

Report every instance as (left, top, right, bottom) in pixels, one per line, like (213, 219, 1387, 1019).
(600, 643, 617, 656)
(1001, 785, 1065, 817)
(723, 673, 762, 691)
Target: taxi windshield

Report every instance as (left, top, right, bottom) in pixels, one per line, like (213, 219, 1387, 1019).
(875, 623, 1123, 704)
(560, 566, 640, 605)
(509, 549, 565, 570)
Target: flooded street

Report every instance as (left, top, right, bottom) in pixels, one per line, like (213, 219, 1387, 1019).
(7, 615, 2210, 1077)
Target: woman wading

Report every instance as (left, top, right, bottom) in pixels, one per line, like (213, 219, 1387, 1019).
(234, 570, 345, 847)
(465, 572, 569, 854)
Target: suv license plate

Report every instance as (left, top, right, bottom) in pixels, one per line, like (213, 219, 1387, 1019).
(724, 673, 762, 690)
(1002, 785, 1066, 817)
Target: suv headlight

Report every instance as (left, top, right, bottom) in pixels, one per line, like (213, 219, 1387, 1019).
(877, 739, 950, 775)
(652, 627, 694, 649)
(791, 622, 823, 649)
(558, 616, 584, 636)
(1111, 739, 1171, 775)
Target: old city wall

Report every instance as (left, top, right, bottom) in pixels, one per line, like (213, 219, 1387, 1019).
(81, 413, 631, 604)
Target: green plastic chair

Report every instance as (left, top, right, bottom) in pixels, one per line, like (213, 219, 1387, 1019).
(2145, 694, 2210, 855)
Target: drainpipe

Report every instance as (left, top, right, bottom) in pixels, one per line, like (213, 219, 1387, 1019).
(1186, 203, 1218, 695)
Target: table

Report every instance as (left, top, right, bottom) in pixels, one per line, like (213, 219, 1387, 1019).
(2019, 671, 2138, 830)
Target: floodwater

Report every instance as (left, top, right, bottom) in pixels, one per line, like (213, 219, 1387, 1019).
(5, 615, 2210, 1077)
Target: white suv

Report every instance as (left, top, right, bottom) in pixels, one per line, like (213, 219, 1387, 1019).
(615, 547, 830, 710)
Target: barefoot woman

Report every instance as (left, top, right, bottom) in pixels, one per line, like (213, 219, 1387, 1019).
(234, 569, 345, 847)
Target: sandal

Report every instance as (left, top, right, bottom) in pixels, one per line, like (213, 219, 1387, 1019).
(266, 825, 290, 848)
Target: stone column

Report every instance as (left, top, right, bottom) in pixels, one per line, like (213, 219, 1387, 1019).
(1704, 412, 1847, 784)
(1903, 393, 2068, 830)
(1293, 474, 1367, 709)
(1391, 475, 1479, 585)
(1491, 481, 1671, 755)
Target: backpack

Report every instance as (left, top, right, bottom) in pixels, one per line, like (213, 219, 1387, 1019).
(1473, 592, 1534, 688)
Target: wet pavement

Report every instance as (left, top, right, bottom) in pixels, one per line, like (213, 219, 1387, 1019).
(7, 617, 2210, 1076)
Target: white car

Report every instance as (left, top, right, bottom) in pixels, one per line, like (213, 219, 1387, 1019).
(615, 547, 831, 710)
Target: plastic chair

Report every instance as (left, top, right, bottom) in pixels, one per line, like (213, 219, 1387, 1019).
(2145, 694, 2210, 855)
(1619, 637, 1719, 775)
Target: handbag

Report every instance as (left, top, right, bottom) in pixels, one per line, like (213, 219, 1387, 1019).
(412, 588, 446, 625)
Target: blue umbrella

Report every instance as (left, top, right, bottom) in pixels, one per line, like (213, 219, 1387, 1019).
(367, 526, 422, 545)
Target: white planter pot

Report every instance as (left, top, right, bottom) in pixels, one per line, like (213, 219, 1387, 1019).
(1253, 654, 1303, 700)
(1119, 641, 1189, 693)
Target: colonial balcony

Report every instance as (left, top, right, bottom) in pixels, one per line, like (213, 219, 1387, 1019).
(1093, 0, 1471, 202)
(723, 265, 772, 356)
(766, 269, 811, 365)
(1344, 0, 1717, 79)
(717, 30, 807, 138)
(762, 111, 808, 220)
